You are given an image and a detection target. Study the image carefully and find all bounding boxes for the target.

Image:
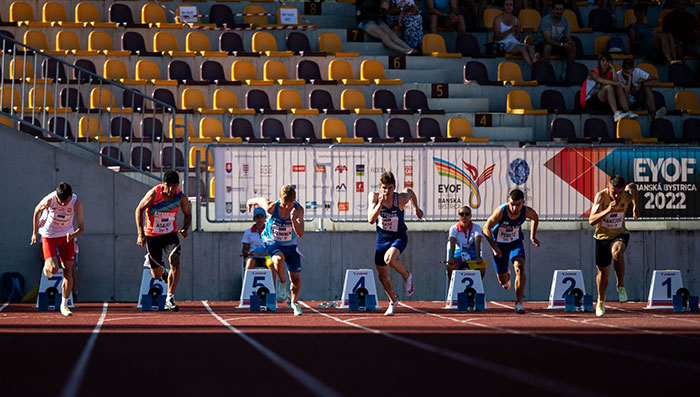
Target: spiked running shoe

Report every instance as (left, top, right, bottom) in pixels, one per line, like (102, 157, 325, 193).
(596, 301, 605, 317)
(60, 305, 73, 317)
(384, 300, 399, 316)
(164, 297, 179, 312)
(617, 287, 628, 303)
(292, 302, 303, 316)
(404, 273, 414, 297)
(515, 301, 526, 314)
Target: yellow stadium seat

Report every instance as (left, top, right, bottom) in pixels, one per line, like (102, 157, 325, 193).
(318, 32, 359, 57)
(56, 30, 99, 56)
(90, 87, 130, 114)
(189, 146, 216, 170)
(360, 60, 401, 85)
(616, 118, 658, 143)
(623, 8, 646, 28)
(24, 30, 52, 53)
(421, 34, 461, 58)
(0, 115, 13, 128)
(186, 32, 227, 57)
(28, 87, 71, 113)
(10, 59, 52, 84)
(182, 88, 224, 115)
(169, 116, 195, 140)
(594, 36, 632, 59)
(104, 59, 145, 85)
(142, 3, 184, 28)
(199, 117, 241, 144)
(329, 60, 368, 85)
(341, 89, 382, 115)
(135, 60, 178, 86)
(498, 61, 538, 86)
(154, 32, 195, 57)
(42, 2, 82, 27)
(635, 63, 674, 88)
(277, 89, 319, 114)
(243, 4, 270, 27)
(564, 9, 591, 33)
(89, 31, 130, 56)
(518, 9, 541, 32)
(658, 9, 672, 28)
(79, 116, 118, 142)
(675, 91, 700, 114)
(252, 32, 293, 56)
(264, 60, 305, 85)
(0, 87, 21, 110)
(447, 117, 488, 142)
(484, 8, 503, 30)
(322, 118, 363, 143)
(75, 3, 117, 28)
(209, 176, 215, 199)
(231, 60, 272, 85)
(10, 1, 51, 27)
(506, 89, 547, 114)
(213, 89, 256, 115)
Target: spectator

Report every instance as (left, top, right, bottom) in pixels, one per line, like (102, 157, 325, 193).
(563, 0, 584, 28)
(384, 0, 424, 50)
(629, 5, 680, 65)
(618, 59, 667, 119)
(662, 0, 700, 58)
(580, 52, 638, 122)
(534, 0, 577, 64)
(421, 0, 467, 35)
(493, 0, 540, 66)
(356, 0, 418, 55)
(596, 0, 617, 21)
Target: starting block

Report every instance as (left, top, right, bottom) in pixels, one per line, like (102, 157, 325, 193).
(548, 270, 586, 309)
(36, 269, 73, 310)
(563, 288, 593, 312)
(647, 270, 684, 309)
(672, 288, 699, 313)
(340, 269, 379, 309)
(239, 269, 276, 311)
(136, 269, 167, 310)
(446, 270, 485, 310)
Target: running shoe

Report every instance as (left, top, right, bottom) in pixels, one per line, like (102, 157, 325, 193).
(384, 300, 399, 316)
(625, 111, 639, 119)
(164, 297, 179, 312)
(613, 111, 625, 122)
(515, 301, 526, 314)
(655, 106, 667, 119)
(292, 302, 303, 316)
(60, 305, 73, 317)
(595, 301, 605, 317)
(404, 273, 414, 297)
(617, 287, 628, 303)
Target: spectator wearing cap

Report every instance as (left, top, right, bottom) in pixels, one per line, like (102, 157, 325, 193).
(242, 207, 272, 278)
(662, 0, 700, 58)
(533, 0, 576, 65)
(618, 59, 667, 119)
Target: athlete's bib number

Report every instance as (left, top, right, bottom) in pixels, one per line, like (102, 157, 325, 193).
(271, 223, 293, 241)
(379, 214, 398, 232)
(153, 213, 174, 234)
(497, 226, 519, 243)
(602, 212, 623, 229)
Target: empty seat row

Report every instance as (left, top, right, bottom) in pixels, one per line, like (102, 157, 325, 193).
(551, 117, 700, 144)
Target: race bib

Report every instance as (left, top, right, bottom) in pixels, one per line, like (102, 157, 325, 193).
(379, 214, 398, 232)
(52, 213, 70, 227)
(153, 213, 174, 234)
(602, 212, 623, 229)
(497, 226, 519, 243)
(271, 223, 293, 241)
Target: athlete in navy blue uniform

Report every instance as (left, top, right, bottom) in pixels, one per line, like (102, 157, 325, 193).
(247, 185, 305, 316)
(368, 171, 423, 316)
(483, 189, 540, 314)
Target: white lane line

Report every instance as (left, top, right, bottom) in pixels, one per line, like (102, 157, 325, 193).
(402, 302, 700, 374)
(606, 305, 700, 324)
(59, 302, 109, 397)
(490, 301, 700, 341)
(202, 301, 340, 397)
(0, 302, 9, 312)
(102, 316, 140, 322)
(300, 301, 593, 396)
(222, 316, 262, 322)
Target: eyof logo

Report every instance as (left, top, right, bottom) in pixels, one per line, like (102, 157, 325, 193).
(433, 157, 495, 208)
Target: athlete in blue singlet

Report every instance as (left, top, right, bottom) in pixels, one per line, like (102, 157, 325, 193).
(368, 171, 424, 316)
(247, 185, 305, 316)
(483, 188, 540, 314)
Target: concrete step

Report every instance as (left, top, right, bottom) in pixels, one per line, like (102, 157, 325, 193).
(430, 98, 489, 113)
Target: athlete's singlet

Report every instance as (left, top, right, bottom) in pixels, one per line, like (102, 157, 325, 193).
(594, 188, 631, 240)
(144, 185, 182, 237)
(38, 192, 77, 238)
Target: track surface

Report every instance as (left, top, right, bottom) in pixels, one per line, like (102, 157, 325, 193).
(2, 301, 700, 396)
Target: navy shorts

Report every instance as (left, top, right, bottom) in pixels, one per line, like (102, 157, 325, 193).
(375, 235, 408, 267)
(595, 233, 630, 267)
(493, 239, 525, 275)
(265, 242, 301, 273)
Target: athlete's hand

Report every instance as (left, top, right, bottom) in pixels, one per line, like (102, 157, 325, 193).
(179, 228, 188, 239)
(415, 207, 424, 219)
(607, 199, 617, 212)
(137, 234, 146, 247)
(492, 246, 503, 258)
(66, 232, 72, 243)
(531, 237, 540, 247)
(376, 193, 384, 205)
(30, 233, 37, 245)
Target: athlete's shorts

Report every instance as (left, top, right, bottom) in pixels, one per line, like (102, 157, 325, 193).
(145, 232, 181, 269)
(42, 236, 75, 263)
(493, 239, 525, 275)
(265, 242, 301, 273)
(595, 233, 630, 267)
(375, 235, 408, 267)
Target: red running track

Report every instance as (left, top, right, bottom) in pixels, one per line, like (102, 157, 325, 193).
(1, 301, 700, 396)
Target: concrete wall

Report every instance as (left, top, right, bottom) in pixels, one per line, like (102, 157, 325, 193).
(2, 126, 699, 303)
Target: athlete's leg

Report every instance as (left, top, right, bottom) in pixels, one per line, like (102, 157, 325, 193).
(288, 271, 301, 305)
(513, 257, 526, 302)
(596, 265, 611, 302)
(376, 265, 397, 303)
(611, 240, 627, 289)
(167, 252, 181, 294)
(44, 257, 60, 277)
(61, 261, 74, 300)
(271, 252, 287, 284)
(384, 247, 410, 280)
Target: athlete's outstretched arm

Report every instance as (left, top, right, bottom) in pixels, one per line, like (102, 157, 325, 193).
(135, 188, 156, 247)
(30, 196, 51, 245)
(69, 199, 85, 242)
(400, 188, 424, 219)
(179, 194, 191, 238)
(291, 203, 304, 238)
(246, 197, 274, 214)
(525, 207, 540, 247)
(368, 192, 381, 224)
(625, 183, 639, 219)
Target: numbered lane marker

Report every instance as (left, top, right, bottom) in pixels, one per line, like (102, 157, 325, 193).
(647, 270, 684, 308)
(36, 269, 74, 309)
(239, 269, 276, 308)
(548, 270, 586, 309)
(339, 269, 379, 308)
(136, 268, 167, 309)
(445, 270, 485, 309)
